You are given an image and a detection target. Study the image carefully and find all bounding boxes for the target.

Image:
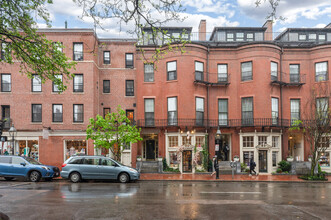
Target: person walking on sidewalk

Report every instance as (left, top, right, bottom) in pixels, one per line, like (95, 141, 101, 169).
(211, 156, 219, 179)
(249, 157, 257, 176)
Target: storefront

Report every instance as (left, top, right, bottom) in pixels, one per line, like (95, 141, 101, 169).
(64, 140, 87, 161)
(288, 133, 304, 161)
(18, 140, 39, 160)
(240, 131, 282, 174)
(320, 136, 331, 172)
(165, 131, 207, 173)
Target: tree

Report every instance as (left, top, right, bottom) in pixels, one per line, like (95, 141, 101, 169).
(74, 0, 188, 65)
(86, 106, 142, 161)
(255, 0, 285, 21)
(0, 0, 76, 91)
(290, 84, 331, 177)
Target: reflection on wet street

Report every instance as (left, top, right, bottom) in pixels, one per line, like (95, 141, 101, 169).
(0, 180, 330, 219)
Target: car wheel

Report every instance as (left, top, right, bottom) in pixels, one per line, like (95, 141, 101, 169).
(118, 173, 129, 183)
(4, 177, 14, 181)
(29, 171, 41, 182)
(70, 172, 81, 183)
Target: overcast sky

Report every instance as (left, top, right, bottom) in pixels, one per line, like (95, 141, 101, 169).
(41, 0, 331, 38)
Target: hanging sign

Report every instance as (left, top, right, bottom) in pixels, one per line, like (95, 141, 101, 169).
(215, 144, 219, 151)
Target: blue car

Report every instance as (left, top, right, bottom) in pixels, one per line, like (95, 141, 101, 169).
(61, 156, 140, 183)
(0, 155, 60, 182)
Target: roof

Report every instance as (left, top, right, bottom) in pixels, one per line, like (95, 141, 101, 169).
(210, 27, 267, 41)
(37, 28, 95, 33)
(274, 28, 331, 40)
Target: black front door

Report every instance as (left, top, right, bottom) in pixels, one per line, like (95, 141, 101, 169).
(182, 150, 192, 172)
(146, 140, 155, 160)
(259, 150, 268, 173)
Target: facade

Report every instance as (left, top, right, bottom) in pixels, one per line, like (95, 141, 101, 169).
(1, 21, 331, 173)
(135, 20, 331, 174)
(0, 29, 137, 169)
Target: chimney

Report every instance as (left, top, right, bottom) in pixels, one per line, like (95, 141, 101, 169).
(325, 23, 331, 28)
(263, 20, 273, 41)
(199, 20, 206, 41)
(65, 21, 67, 29)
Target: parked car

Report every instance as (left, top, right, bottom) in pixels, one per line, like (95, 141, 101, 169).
(61, 156, 140, 183)
(0, 155, 60, 182)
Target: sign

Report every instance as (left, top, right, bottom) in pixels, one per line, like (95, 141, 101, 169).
(42, 129, 49, 139)
(0, 136, 7, 141)
(215, 144, 219, 151)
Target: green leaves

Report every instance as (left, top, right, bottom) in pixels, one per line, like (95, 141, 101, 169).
(86, 105, 142, 160)
(0, 0, 75, 91)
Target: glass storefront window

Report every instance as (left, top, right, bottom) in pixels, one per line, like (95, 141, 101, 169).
(258, 136, 267, 145)
(272, 136, 279, 148)
(18, 140, 39, 161)
(319, 152, 330, 167)
(168, 136, 178, 147)
(182, 136, 191, 145)
(169, 152, 179, 168)
(65, 140, 87, 160)
(243, 136, 254, 148)
(196, 136, 205, 148)
(243, 151, 254, 166)
(272, 151, 278, 167)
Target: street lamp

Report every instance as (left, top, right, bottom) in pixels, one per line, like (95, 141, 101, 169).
(215, 127, 221, 140)
(214, 127, 221, 179)
(9, 124, 17, 155)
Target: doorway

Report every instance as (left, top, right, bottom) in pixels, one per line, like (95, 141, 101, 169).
(182, 150, 192, 173)
(258, 150, 268, 173)
(146, 140, 156, 160)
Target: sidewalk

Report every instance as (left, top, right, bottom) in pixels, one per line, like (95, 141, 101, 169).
(140, 173, 331, 182)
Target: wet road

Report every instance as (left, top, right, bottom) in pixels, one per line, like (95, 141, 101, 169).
(0, 179, 330, 220)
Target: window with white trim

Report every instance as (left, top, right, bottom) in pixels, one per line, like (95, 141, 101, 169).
(241, 61, 252, 81)
(315, 62, 328, 82)
(217, 64, 228, 82)
(167, 61, 177, 81)
(218, 99, 228, 126)
(196, 97, 204, 126)
(272, 98, 279, 125)
(167, 97, 177, 125)
(195, 61, 204, 81)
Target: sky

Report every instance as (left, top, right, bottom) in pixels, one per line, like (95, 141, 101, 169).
(41, 0, 331, 39)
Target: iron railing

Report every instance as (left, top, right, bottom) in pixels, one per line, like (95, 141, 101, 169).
(137, 118, 299, 128)
(271, 72, 306, 85)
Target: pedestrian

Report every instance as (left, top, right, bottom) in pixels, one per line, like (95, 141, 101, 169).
(211, 156, 220, 179)
(249, 157, 257, 176)
(215, 157, 220, 179)
(210, 156, 216, 176)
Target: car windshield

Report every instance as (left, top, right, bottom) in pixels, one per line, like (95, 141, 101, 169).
(24, 157, 42, 165)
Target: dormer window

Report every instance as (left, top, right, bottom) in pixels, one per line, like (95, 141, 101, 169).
(319, 34, 326, 41)
(172, 33, 180, 41)
(247, 33, 254, 41)
(226, 33, 234, 41)
(236, 33, 244, 41)
(299, 34, 306, 41)
(309, 34, 316, 41)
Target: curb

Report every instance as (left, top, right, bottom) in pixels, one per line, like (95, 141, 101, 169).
(138, 179, 331, 183)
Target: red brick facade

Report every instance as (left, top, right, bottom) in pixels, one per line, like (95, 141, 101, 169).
(1, 21, 331, 173)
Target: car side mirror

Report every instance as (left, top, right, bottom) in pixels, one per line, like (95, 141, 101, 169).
(20, 162, 26, 166)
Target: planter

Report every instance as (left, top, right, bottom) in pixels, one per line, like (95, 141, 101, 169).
(234, 158, 239, 162)
(158, 158, 163, 162)
(137, 158, 142, 162)
(287, 157, 294, 162)
(308, 158, 312, 162)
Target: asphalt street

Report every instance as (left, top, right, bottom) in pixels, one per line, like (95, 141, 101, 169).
(0, 179, 330, 220)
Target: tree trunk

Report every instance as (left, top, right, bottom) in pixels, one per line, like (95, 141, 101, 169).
(310, 159, 316, 176)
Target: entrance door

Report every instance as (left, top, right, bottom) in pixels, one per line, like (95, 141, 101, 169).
(146, 140, 155, 160)
(182, 150, 192, 173)
(258, 150, 268, 173)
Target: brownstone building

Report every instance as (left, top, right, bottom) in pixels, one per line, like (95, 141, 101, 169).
(1, 21, 331, 174)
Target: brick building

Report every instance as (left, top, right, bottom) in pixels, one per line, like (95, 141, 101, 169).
(0, 29, 137, 169)
(1, 21, 331, 174)
(136, 20, 331, 174)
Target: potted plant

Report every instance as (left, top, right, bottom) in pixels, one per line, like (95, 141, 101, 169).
(233, 155, 240, 162)
(308, 155, 313, 162)
(137, 155, 142, 161)
(286, 155, 294, 162)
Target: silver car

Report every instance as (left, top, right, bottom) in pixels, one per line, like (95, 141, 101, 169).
(60, 156, 140, 183)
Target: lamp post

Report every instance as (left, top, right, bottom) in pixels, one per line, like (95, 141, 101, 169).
(9, 124, 17, 155)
